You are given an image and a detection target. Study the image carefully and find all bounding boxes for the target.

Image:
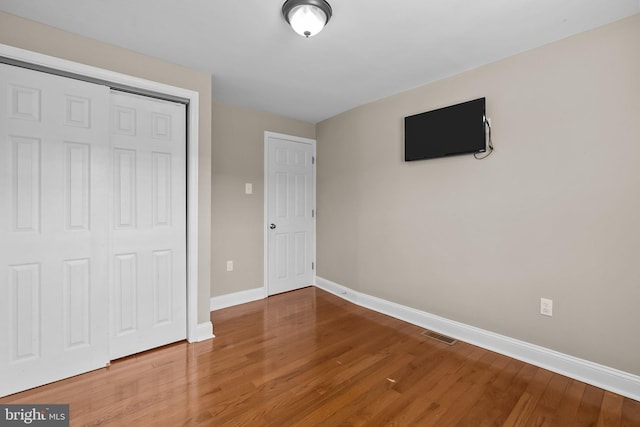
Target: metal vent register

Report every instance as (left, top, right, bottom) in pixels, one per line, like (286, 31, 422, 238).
(421, 330, 458, 345)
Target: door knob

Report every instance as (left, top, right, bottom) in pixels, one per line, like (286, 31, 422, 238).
(270, 223, 276, 230)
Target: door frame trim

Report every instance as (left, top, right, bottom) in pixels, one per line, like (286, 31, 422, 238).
(0, 43, 208, 343)
(263, 131, 316, 296)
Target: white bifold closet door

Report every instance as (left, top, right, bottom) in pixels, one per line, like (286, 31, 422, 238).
(0, 64, 111, 395)
(108, 91, 186, 360)
(0, 64, 187, 397)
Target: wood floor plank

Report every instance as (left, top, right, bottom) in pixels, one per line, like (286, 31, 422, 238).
(621, 395, 640, 427)
(409, 350, 502, 425)
(523, 372, 573, 426)
(597, 391, 624, 427)
(549, 379, 588, 426)
(1, 286, 639, 426)
(500, 364, 553, 426)
(355, 342, 479, 426)
(574, 385, 606, 427)
(454, 357, 531, 427)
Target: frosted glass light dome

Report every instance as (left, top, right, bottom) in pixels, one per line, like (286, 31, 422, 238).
(282, 0, 332, 38)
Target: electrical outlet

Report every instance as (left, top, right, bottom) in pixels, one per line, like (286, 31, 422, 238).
(245, 183, 253, 194)
(226, 260, 233, 272)
(540, 298, 553, 316)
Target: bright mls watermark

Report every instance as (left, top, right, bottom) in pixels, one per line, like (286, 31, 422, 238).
(0, 405, 69, 426)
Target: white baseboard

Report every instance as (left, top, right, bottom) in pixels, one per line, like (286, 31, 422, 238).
(189, 321, 215, 342)
(210, 287, 265, 311)
(314, 276, 640, 402)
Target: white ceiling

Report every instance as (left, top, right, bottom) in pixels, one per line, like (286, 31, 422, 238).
(0, 0, 638, 123)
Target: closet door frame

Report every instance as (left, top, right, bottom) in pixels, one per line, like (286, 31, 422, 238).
(0, 43, 209, 343)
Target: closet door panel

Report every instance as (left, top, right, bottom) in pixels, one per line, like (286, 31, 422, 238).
(109, 91, 187, 360)
(0, 64, 110, 397)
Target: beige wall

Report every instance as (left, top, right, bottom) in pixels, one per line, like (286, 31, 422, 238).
(0, 11, 213, 324)
(211, 101, 315, 297)
(317, 14, 640, 375)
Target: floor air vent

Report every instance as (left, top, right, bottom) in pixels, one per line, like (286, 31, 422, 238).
(421, 330, 457, 345)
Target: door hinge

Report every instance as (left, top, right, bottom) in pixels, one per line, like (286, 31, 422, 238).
(312, 262, 315, 270)
(312, 156, 315, 165)
(312, 209, 315, 218)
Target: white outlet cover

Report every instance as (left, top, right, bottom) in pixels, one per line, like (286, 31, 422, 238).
(245, 183, 253, 194)
(540, 298, 553, 316)
(226, 260, 233, 272)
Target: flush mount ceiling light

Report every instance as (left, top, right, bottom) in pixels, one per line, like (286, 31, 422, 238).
(282, 0, 332, 38)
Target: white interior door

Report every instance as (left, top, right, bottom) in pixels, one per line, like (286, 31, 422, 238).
(265, 132, 316, 295)
(0, 64, 110, 396)
(109, 91, 187, 359)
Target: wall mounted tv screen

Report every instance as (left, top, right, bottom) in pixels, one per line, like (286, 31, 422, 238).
(404, 97, 486, 161)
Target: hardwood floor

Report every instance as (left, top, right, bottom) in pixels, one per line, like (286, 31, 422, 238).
(2, 287, 639, 426)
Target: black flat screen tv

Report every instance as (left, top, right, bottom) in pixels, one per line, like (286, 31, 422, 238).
(404, 97, 486, 161)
